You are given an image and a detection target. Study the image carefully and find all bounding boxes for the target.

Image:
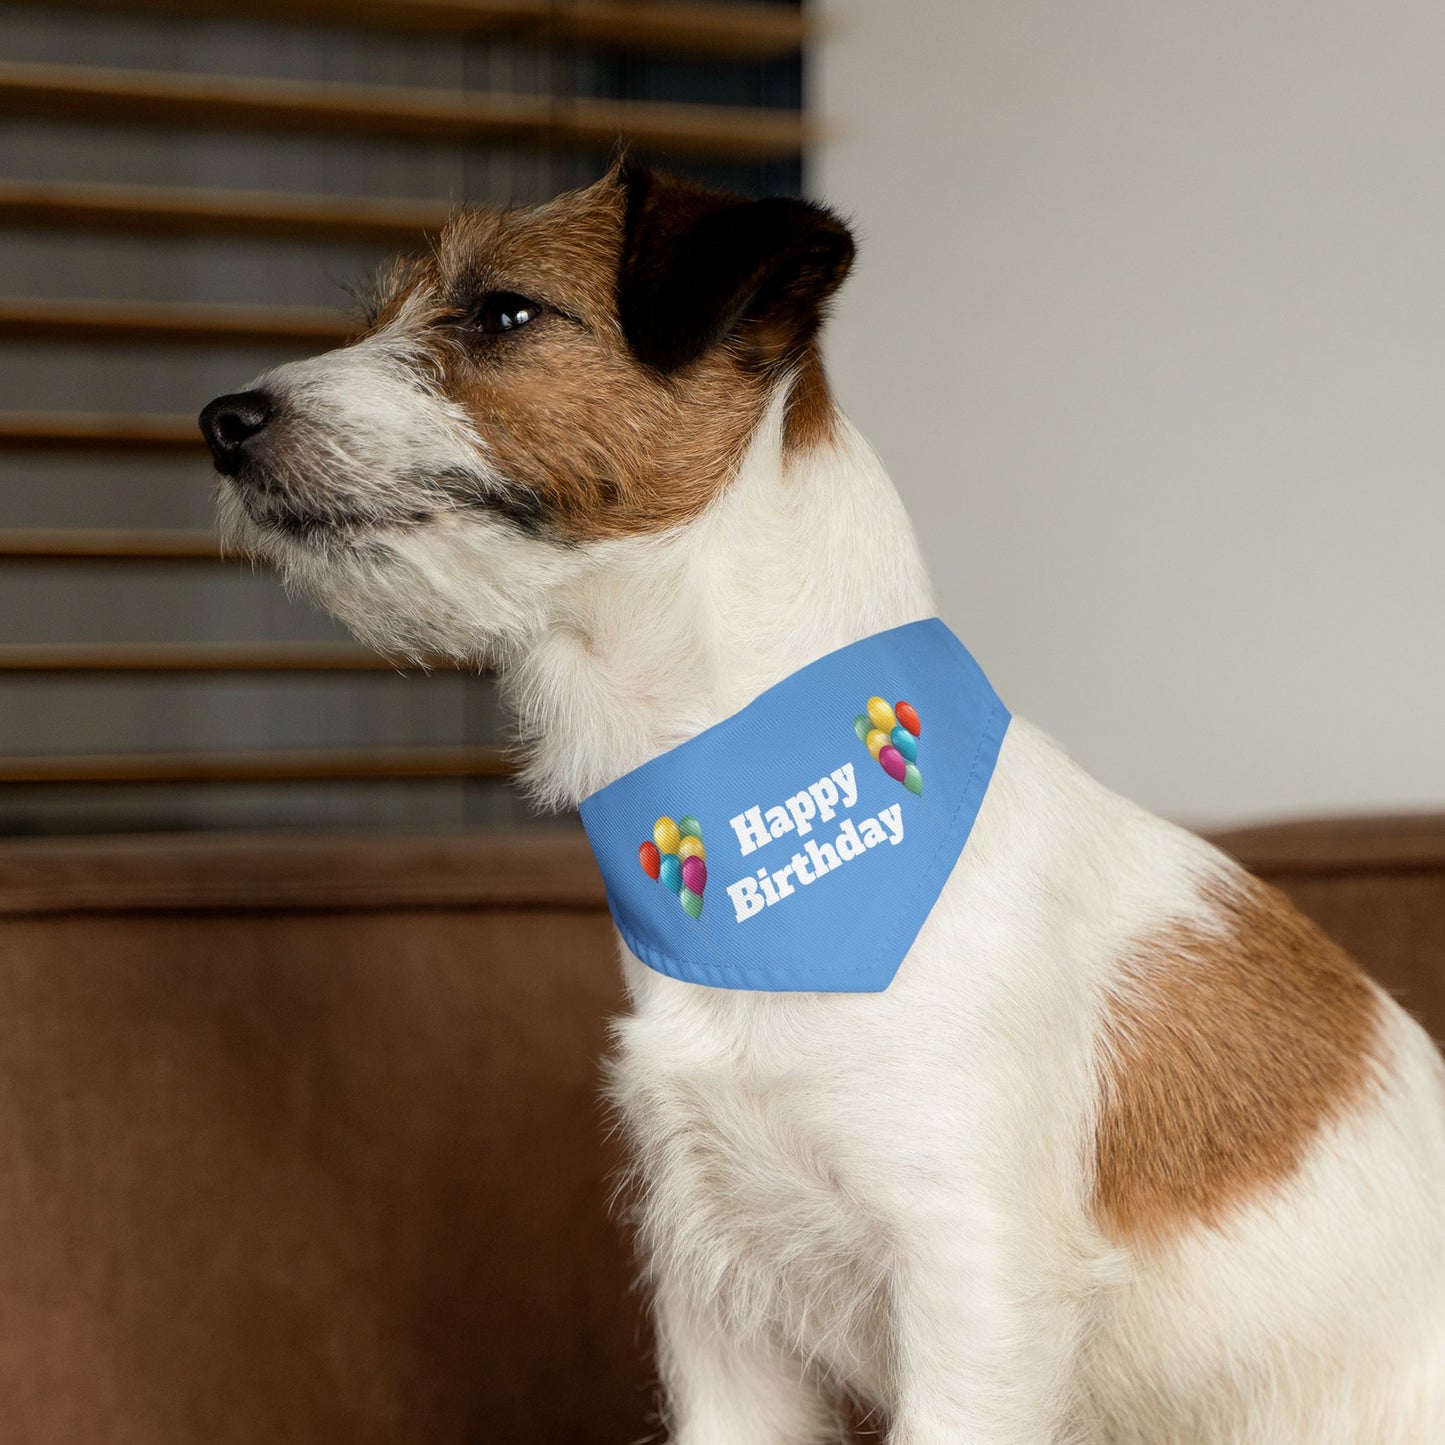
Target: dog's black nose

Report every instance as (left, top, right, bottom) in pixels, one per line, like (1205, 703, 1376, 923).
(199, 390, 273, 475)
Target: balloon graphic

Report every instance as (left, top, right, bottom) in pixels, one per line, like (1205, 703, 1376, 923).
(866, 696, 897, 733)
(879, 745, 907, 783)
(854, 692, 924, 793)
(890, 725, 917, 764)
(681, 855, 707, 895)
(639, 808, 705, 918)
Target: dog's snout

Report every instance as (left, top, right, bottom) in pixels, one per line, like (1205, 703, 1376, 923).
(200, 390, 274, 476)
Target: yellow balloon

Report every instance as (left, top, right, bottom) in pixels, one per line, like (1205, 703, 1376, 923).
(866, 696, 897, 733)
(866, 728, 889, 761)
(654, 817, 681, 854)
(679, 836, 706, 862)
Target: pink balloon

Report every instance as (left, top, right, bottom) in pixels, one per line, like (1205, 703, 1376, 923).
(681, 855, 707, 895)
(879, 745, 907, 783)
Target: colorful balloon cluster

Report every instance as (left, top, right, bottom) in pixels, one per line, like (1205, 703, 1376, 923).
(638, 814, 706, 919)
(853, 696, 923, 795)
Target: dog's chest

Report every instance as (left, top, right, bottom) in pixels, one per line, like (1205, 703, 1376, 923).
(612, 1003, 893, 1389)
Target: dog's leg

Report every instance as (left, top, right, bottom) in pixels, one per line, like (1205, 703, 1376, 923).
(654, 1278, 840, 1445)
(884, 1202, 1092, 1445)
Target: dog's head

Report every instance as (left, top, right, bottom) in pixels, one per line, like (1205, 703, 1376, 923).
(200, 164, 854, 661)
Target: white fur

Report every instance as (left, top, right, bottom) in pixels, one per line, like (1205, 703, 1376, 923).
(221, 348, 1445, 1443)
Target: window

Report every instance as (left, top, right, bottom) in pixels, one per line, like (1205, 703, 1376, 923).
(0, 0, 807, 834)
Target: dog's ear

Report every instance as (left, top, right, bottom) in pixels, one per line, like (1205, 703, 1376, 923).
(616, 162, 855, 374)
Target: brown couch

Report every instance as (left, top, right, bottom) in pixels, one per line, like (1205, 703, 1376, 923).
(0, 817, 1440, 1444)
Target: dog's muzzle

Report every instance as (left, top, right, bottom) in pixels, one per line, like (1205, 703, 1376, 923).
(199, 390, 274, 477)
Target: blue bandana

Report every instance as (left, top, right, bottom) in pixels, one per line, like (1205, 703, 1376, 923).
(578, 619, 1010, 992)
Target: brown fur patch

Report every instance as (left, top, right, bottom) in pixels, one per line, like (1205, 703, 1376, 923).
(367, 176, 795, 541)
(1093, 872, 1382, 1246)
(782, 344, 840, 456)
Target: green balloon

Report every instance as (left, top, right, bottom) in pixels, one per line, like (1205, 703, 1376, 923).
(904, 763, 923, 796)
(679, 887, 704, 919)
(853, 714, 871, 744)
(679, 814, 703, 840)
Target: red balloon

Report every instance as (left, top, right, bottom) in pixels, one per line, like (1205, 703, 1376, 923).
(639, 841, 661, 879)
(895, 700, 921, 738)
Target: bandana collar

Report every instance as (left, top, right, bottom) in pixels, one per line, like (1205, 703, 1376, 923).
(579, 619, 1010, 992)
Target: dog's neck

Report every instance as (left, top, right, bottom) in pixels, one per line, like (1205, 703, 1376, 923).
(505, 390, 937, 809)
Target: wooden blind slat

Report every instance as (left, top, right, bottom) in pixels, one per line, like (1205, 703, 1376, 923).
(0, 62, 812, 161)
(0, 643, 417, 673)
(0, 297, 353, 348)
(29, 0, 810, 59)
(0, 529, 221, 560)
(0, 745, 513, 784)
(0, 413, 204, 452)
(0, 180, 448, 245)
(544, 0, 810, 58)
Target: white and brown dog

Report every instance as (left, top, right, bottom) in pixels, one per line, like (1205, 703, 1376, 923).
(201, 164, 1445, 1444)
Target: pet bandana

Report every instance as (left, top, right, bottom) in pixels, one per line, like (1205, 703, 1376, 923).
(578, 619, 1010, 992)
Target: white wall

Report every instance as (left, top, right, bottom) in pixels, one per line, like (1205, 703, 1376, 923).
(812, 0, 1445, 827)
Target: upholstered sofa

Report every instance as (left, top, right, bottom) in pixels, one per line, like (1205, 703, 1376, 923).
(0, 817, 1439, 1442)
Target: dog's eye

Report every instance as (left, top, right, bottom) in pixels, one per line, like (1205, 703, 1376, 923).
(471, 291, 543, 335)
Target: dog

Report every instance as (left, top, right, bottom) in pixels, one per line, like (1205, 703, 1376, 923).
(200, 162, 1445, 1443)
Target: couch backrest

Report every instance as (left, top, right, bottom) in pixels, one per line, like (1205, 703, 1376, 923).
(0, 832, 645, 1445)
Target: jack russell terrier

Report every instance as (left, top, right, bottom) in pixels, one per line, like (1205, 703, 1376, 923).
(200, 163, 1445, 1444)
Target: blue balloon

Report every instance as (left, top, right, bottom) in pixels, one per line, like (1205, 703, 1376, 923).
(659, 854, 684, 895)
(890, 725, 918, 763)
